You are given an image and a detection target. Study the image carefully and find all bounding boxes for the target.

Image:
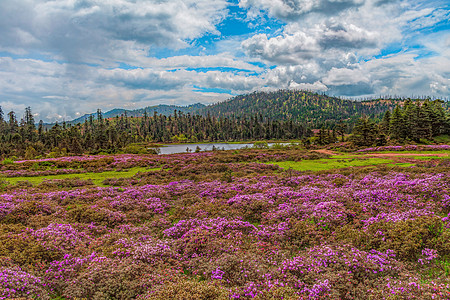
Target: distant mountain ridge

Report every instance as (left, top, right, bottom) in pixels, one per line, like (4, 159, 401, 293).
(66, 103, 206, 124)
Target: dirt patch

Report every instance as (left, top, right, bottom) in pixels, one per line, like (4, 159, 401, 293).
(312, 149, 337, 156)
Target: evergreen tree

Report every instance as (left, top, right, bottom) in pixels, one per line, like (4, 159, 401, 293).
(403, 99, 417, 141)
(350, 117, 378, 146)
(380, 110, 391, 135)
(8, 111, 18, 134)
(97, 109, 103, 124)
(24, 106, 34, 126)
(38, 120, 44, 138)
(335, 121, 347, 142)
(416, 100, 433, 140)
(0, 106, 4, 132)
(390, 105, 405, 140)
(430, 99, 446, 136)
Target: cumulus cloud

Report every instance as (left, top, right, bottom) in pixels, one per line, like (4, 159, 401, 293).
(241, 0, 402, 63)
(242, 32, 319, 63)
(239, 0, 367, 20)
(0, 0, 448, 122)
(323, 67, 370, 86)
(318, 22, 380, 50)
(240, 0, 449, 97)
(136, 54, 263, 72)
(0, 0, 229, 65)
(97, 68, 186, 91)
(0, 56, 264, 122)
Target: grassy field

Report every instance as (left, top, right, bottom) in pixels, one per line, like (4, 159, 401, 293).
(267, 157, 398, 171)
(360, 150, 450, 156)
(264, 149, 436, 171)
(1, 167, 160, 186)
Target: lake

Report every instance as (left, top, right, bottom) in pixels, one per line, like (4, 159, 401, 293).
(154, 143, 286, 155)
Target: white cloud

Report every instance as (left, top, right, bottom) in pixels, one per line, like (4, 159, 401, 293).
(0, 56, 264, 122)
(239, 0, 366, 20)
(323, 67, 370, 86)
(242, 32, 320, 63)
(0, 0, 229, 65)
(240, 0, 449, 98)
(136, 54, 263, 72)
(0, 0, 448, 122)
(289, 81, 328, 92)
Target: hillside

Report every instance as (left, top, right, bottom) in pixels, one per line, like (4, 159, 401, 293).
(197, 90, 449, 128)
(57, 90, 449, 129)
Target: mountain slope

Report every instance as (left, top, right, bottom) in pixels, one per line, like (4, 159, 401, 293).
(60, 90, 448, 128)
(198, 90, 449, 127)
(197, 90, 386, 127)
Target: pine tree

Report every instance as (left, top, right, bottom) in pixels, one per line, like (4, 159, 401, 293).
(317, 127, 327, 145)
(390, 105, 405, 140)
(24, 106, 34, 126)
(430, 99, 446, 136)
(38, 120, 44, 140)
(380, 110, 391, 135)
(350, 116, 378, 146)
(0, 106, 4, 133)
(417, 99, 433, 140)
(403, 99, 417, 141)
(8, 111, 18, 134)
(335, 121, 347, 142)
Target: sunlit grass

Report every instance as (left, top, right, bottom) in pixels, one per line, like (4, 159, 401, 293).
(386, 162, 416, 167)
(1, 167, 160, 186)
(362, 150, 449, 155)
(267, 157, 394, 171)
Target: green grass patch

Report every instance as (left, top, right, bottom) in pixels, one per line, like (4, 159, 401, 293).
(1, 167, 160, 187)
(268, 157, 394, 171)
(363, 150, 449, 155)
(329, 154, 360, 159)
(408, 155, 450, 160)
(386, 162, 416, 167)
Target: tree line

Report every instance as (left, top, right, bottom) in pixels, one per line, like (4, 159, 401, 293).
(0, 96, 448, 158)
(349, 99, 449, 146)
(0, 107, 310, 158)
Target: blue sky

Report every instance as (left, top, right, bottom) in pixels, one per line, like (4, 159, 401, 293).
(0, 0, 449, 122)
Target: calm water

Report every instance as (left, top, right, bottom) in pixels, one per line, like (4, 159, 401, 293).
(154, 143, 284, 155)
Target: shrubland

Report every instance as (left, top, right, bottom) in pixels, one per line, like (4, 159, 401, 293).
(0, 147, 449, 299)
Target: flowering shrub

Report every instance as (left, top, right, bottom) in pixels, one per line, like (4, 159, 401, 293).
(0, 266, 49, 300)
(0, 150, 449, 299)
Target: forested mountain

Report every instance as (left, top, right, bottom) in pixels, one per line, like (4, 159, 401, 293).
(197, 90, 449, 128)
(197, 90, 380, 127)
(60, 90, 448, 129)
(66, 103, 205, 125)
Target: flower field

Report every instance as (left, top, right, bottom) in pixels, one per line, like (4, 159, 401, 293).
(1, 147, 450, 299)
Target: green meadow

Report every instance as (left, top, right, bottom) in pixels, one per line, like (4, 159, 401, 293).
(266, 152, 422, 171)
(267, 157, 397, 171)
(1, 167, 160, 186)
